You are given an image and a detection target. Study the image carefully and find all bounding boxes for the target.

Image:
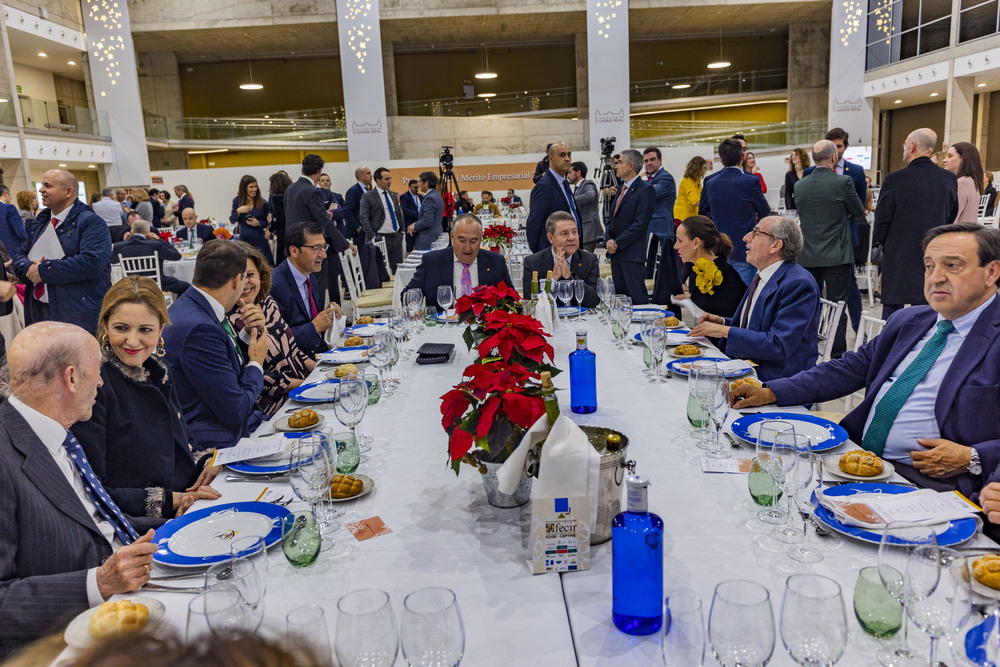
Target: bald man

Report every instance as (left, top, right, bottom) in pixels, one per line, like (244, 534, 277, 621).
(13, 169, 112, 332)
(0, 323, 158, 657)
(525, 141, 583, 252)
(874, 128, 960, 320)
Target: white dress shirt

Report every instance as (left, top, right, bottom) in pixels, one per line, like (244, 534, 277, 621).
(864, 294, 996, 463)
(192, 287, 263, 373)
(374, 186, 396, 234)
(740, 260, 782, 327)
(34, 202, 75, 304)
(453, 253, 479, 297)
(7, 395, 116, 606)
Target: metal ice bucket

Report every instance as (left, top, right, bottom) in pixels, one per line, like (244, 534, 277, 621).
(580, 426, 635, 545)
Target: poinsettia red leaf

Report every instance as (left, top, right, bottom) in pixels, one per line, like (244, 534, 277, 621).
(502, 393, 546, 429)
(477, 395, 502, 440)
(449, 428, 475, 462)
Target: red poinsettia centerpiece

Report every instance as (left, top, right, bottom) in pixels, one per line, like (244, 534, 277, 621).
(500, 196, 522, 209)
(481, 224, 516, 252)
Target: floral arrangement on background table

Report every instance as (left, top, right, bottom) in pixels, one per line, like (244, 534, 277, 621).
(481, 224, 516, 253)
(500, 196, 522, 209)
(441, 283, 560, 474)
(692, 257, 723, 295)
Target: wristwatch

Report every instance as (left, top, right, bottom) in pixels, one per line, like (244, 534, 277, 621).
(969, 447, 982, 475)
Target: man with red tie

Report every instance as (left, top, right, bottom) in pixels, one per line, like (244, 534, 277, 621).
(13, 169, 111, 332)
(269, 220, 344, 355)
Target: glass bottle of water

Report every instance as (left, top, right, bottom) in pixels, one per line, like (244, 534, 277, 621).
(569, 330, 597, 414)
(612, 475, 664, 635)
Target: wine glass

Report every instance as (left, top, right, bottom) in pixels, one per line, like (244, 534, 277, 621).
(367, 331, 395, 397)
(780, 574, 847, 665)
(770, 432, 811, 546)
(905, 546, 967, 667)
(286, 605, 332, 661)
(698, 373, 731, 459)
(573, 279, 586, 319)
(401, 587, 465, 667)
(334, 375, 369, 444)
(708, 579, 775, 667)
(186, 585, 250, 640)
(877, 522, 940, 666)
(786, 452, 827, 563)
(555, 280, 574, 312)
(349, 370, 375, 451)
(437, 285, 455, 317)
(205, 558, 264, 631)
(754, 420, 796, 525)
(617, 295, 633, 346)
(335, 589, 399, 667)
(596, 277, 610, 322)
(404, 288, 424, 331)
(288, 439, 332, 530)
(687, 360, 718, 449)
(638, 317, 658, 379)
(389, 307, 411, 358)
(663, 590, 705, 667)
(949, 572, 998, 667)
(230, 535, 268, 591)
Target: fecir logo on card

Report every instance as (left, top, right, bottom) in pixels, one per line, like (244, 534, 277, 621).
(351, 120, 383, 135)
(594, 108, 625, 124)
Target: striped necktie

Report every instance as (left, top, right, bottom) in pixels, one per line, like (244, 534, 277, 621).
(222, 318, 245, 366)
(63, 433, 140, 544)
(861, 320, 955, 457)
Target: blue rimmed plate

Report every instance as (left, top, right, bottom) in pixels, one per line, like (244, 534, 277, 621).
(633, 330, 691, 343)
(288, 379, 340, 403)
(557, 306, 586, 317)
(153, 502, 291, 568)
(344, 323, 386, 337)
(317, 346, 368, 364)
(632, 305, 673, 322)
(227, 432, 326, 475)
(665, 356, 753, 379)
(813, 483, 978, 547)
(731, 411, 848, 453)
(431, 312, 460, 324)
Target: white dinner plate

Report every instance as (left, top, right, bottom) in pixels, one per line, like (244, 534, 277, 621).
(821, 454, 895, 482)
(273, 413, 326, 432)
(330, 474, 376, 502)
(64, 597, 165, 649)
(317, 347, 369, 364)
(343, 323, 387, 337)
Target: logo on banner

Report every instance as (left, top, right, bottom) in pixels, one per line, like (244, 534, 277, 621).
(594, 108, 625, 124)
(352, 120, 383, 136)
(832, 98, 863, 113)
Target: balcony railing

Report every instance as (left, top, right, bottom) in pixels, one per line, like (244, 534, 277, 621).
(18, 97, 109, 136)
(630, 118, 828, 149)
(145, 108, 347, 143)
(0, 99, 17, 128)
(630, 68, 788, 104)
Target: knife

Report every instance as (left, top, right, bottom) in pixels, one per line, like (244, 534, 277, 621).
(224, 473, 289, 482)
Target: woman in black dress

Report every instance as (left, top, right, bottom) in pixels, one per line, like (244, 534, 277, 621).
(231, 175, 273, 265)
(673, 215, 747, 319)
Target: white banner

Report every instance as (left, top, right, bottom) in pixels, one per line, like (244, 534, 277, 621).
(586, 0, 630, 152)
(337, 0, 390, 161)
(828, 0, 874, 145)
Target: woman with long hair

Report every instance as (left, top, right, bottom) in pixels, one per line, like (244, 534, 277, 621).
(173, 184, 194, 220)
(231, 175, 272, 264)
(673, 156, 707, 225)
(673, 215, 746, 319)
(784, 147, 810, 210)
(268, 171, 293, 260)
(944, 142, 985, 223)
(745, 151, 766, 193)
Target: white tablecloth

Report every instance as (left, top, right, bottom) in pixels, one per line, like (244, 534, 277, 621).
(109, 258, 195, 286)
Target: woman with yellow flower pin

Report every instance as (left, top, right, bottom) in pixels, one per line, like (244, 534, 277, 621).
(673, 216, 747, 319)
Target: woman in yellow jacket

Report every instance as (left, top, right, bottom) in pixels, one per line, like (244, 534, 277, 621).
(673, 156, 708, 227)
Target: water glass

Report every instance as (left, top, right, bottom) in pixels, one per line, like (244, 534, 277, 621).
(699, 374, 731, 459)
(205, 558, 264, 631)
(708, 579, 775, 667)
(286, 605, 332, 662)
(389, 307, 411, 358)
(401, 587, 465, 667)
(877, 522, 939, 666)
(437, 285, 455, 314)
(289, 439, 332, 517)
(646, 321, 669, 384)
(282, 510, 321, 567)
(186, 585, 250, 640)
(748, 457, 781, 506)
(573, 279, 586, 317)
(754, 420, 796, 524)
(367, 331, 395, 397)
(663, 590, 705, 667)
(780, 574, 847, 666)
(336, 589, 399, 667)
(905, 546, 967, 667)
(687, 360, 717, 447)
(769, 433, 811, 547)
(335, 373, 369, 442)
(335, 431, 361, 474)
(230, 535, 268, 590)
(555, 279, 574, 310)
(786, 453, 826, 563)
(854, 566, 903, 640)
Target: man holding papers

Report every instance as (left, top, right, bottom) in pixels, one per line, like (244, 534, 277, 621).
(12, 169, 111, 333)
(734, 222, 1000, 499)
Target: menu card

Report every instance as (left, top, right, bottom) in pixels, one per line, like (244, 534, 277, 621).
(211, 436, 287, 467)
(717, 360, 755, 373)
(529, 497, 591, 575)
(820, 489, 980, 528)
(700, 458, 754, 474)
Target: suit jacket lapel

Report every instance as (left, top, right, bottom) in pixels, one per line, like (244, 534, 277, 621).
(477, 254, 493, 284)
(935, 297, 1000, 419)
(866, 309, 937, 393)
(748, 263, 789, 328)
(188, 289, 241, 370)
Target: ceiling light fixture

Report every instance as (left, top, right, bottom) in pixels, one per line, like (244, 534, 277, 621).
(38, 52, 47, 57)
(477, 92, 497, 98)
(58, 163, 67, 167)
(708, 23, 730, 69)
(930, 92, 939, 97)
(475, 41, 497, 80)
(239, 45, 263, 91)
(187, 148, 229, 155)
(672, 83, 691, 90)
(88, 164, 96, 168)
(894, 99, 902, 104)
(68, 60, 76, 66)
(978, 82, 987, 88)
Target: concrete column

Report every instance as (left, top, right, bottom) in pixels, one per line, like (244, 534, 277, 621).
(944, 70, 975, 146)
(975, 92, 990, 161)
(828, 0, 873, 145)
(787, 22, 829, 131)
(382, 41, 398, 117)
(0, 9, 33, 191)
(137, 52, 184, 119)
(586, 0, 629, 151)
(336, 0, 390, 161)
(574, 32, 588, 122)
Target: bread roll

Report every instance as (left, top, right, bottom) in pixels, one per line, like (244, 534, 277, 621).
(334, 363, 358, 378)
(356, 316, 375, 325)
(330, 474, 364, 499)
(674, 344, 700, 356)
(838, 450, 884, 477)
(662, 316, 681, 327)
(89, 600, 149, 639)
(343, 336, 364, 347)
(730, 377, 763, 390)
(288, 408, 319, 428)
(974, 555, 1000, 590)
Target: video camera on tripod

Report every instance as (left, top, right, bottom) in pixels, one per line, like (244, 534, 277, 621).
(439, 146, 455, 173)
(594, 137, 620, 224)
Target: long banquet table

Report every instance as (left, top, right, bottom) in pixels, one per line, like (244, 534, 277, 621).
(77, 312, 999, 666)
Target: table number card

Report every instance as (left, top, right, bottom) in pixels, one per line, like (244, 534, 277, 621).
(529, 497, 591, 575)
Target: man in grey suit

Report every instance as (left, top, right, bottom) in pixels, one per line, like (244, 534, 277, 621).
(521, 212, 600, 307)
(794, 139, 866, 358)
(568, 161, 601, 252)
(0, 322, 158, 657)
(408, 171, 444, 251)
(360, 167, 405, 272)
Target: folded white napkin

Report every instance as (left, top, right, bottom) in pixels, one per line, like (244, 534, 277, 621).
(323, 314, 349, 348)
(819, 489, 978, 529)
(677, 298, 706, 322)
(535, 291, 558, 333)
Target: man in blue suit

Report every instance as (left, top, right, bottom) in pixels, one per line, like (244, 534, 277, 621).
(174, 207, 215, 244)
(0, 187, 25, 258)
(606, 149, 654, 305)
(344, 165, 373, 247)
(13, 169, 111, 333)
(112, 218, 190, 295)
(405, 213, 513, 309)
(162, 240, 267, 450)
(270, 221, 342, 355)
(699, 138, 771, 285)
(736, 222, 1000, 499)
(642, 146, 682, 308)
(525, 141, 582, 252)
(690, 216, 820, 382)
(400, 179, 423, 253)
(408, 171, 444, 251)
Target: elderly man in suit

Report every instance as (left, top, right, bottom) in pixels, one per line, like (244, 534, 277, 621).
(174, 207, 215, 245)
(344, 165, 373, 247)
(794, 139, 866, 358)
(525, 141, 582, 252)
(409, 171, 445, 251)
(405, 213, 513, 309)
(162, 241, 268, 450)
(112, 218, 190, 295)
(736, 222, 1000, 498)
(13, 169, 111, 333)
(606, 149, 654, 305)
(699, 138, 771, 285)
(690, 216, 820, 382)
(270, 221, 343, 355)
(567, 161, 601, 253)
(875, 128, 959, 321)
(521, 211, 599, 307)
(360, 167, 405, 272)
(0, 322, 159, 657)
(400, 179, 423, 253)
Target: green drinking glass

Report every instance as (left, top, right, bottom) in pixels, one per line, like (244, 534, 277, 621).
(748, 457, 783, 506)
(335, 431, 360, 474)
(853, 566, 903, 639)
(366, 376, 381, 405)
(282, 511, 321, 568)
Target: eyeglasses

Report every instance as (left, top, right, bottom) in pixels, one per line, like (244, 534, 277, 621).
(299, 243, 329, 252)
(751, 228, 776, 240)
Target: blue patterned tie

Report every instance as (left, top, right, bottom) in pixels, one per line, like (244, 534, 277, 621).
(63, 433, 140, 544)
(861, 320, 956, 457)
(383, 191, 398, 231)
(560, 178, 581, 228)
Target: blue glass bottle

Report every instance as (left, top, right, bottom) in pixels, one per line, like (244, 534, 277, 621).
(569, 330, 597, 414)
(612, 475, 664, 636)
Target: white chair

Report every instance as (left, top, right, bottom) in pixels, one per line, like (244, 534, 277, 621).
(340, 250, 394, 319)
(979, 194, 991, 219)
(817, 298, 846, 363)
(644, 234, 661, 296)
(842, 310, 888, 412)
(855, 215, 879, 308)
(119, 254, 175, 304)
(373, 237, 394, 285)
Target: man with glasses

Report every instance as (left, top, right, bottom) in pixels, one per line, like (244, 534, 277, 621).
(689, 216, 820, 381)
(270, 221, 343, 355)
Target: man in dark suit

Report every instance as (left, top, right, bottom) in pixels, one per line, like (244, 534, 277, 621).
(794, 139, 866, 357)
(690, 216, 820, 382)
(568, 161, 601, 253)
(112, 218, 190, 295)
(875, 128, 959, 321)
(503, 188, 523, 206)
(405, 213, 513, 309)
(174, 207, 215, 245)
(270, 221, 343, 355)
(736, 223, 1000, 498)
(525, 141, 582, 252)
(360, 167, 405, 272)
(521, 212, 600, 307)
(0, 187, 25, 258)
(162, 240, 268, 450)
(13, 169, 111, 333)
(606, 149, 654, 305)
(699, 138, 771, 285)
(643, 146, 682, 309)
(409, 171, 444, 251)
(344, 165, 373, 247)
(400, 179, 423, 253)
(0, 322, 158, 657)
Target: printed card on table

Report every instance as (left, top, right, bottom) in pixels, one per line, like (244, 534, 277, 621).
(211, 436, 287, 467)
(700, 458, 753, 474)
(529, 497, 591, 575)
(348, 516, 393, 541)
